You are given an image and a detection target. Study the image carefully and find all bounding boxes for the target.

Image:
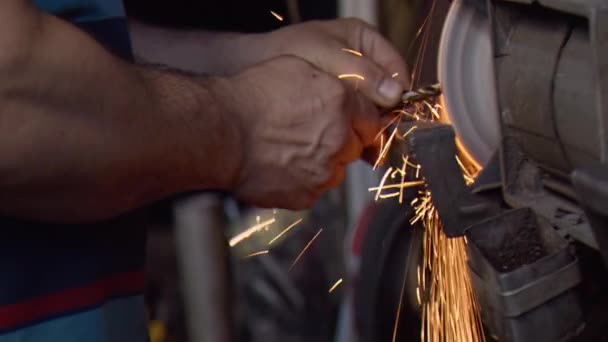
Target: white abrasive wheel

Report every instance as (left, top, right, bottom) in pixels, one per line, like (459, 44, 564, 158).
(438, 0, 501, 168)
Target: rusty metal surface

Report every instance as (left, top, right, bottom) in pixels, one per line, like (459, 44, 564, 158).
(554, 26, 600, 169)
(494, 0, 608, 172)
(488, 1, 604, 249)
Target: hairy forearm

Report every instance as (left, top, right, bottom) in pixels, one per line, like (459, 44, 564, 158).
(0, 4, 239, 222)
(129, 20, 265, 76)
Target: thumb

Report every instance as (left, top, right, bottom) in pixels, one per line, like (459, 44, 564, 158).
(332, 49, 404, 108)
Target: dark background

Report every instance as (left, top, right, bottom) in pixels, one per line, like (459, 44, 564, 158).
(124, 0, 337, 31)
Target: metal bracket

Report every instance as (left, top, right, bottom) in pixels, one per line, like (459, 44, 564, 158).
(406, 123, 500, 237)
(500, 136, 598, 248)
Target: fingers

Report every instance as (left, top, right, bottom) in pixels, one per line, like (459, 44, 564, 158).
(337, 49, 404, 108)
(291, 23, 402, 107)
(347, 18, 410, 87)
(327, 18, 410, 93)
(358, 30, 410, 89)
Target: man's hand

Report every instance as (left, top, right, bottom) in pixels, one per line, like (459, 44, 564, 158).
(214, 56, 380, 209)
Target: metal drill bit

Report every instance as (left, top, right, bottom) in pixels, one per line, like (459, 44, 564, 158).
(402, 83, 442, 103)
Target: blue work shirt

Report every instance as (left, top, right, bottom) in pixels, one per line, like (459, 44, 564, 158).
(0, 1, 148, 341)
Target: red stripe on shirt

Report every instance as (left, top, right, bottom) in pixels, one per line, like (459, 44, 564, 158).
(0, 270, 145, 330)
(351, 203, 376, 256)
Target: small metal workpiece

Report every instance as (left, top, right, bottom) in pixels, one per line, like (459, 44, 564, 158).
(401, 83, 442, 103)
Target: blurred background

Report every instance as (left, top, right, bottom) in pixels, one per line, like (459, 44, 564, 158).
(123, 1, 448, 341)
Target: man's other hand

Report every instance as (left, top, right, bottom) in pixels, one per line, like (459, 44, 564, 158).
(259, 18, 410, 108)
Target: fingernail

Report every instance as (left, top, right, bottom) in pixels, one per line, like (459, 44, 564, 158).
(378, 78, 402, 103)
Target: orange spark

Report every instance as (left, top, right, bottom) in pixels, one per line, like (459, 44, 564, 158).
(229, 218, 276, 247)
(390, 168, 404, 180)
(374, 167, 393, 201)
(423, 100, 442, 120)
(338, 73, 365, 81)
(341, 48, 363, 57)
(268, 218, 303, 245)
(370, 76, 484, 340)
(328, 278, 344, 293)
(392, 254, 410, 342)
(402, 125, 418, 138)
(270, 11, 284, 21)
(391, 109, 421, 121)
(392, 72, 400, 78)
(464, 173, 475, 184)
(374, 113, 402, 142)
(374, 126, 398, 169)
(244, 250, 269, 259)
(407, 160, 420, 169)
(289, 228, 323, 271)
(368, 180, 425, 192)
(399, 156, 408, 203)
(402, 156, 420, 170)
(456, 155, 477, 179)
(380, 193, 402, 199)
(411, 188, 485, 342)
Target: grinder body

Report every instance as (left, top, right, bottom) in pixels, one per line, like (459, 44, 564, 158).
(435, 1, 608, 341)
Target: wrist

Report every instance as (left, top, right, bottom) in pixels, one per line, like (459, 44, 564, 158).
(203, 76, 245, 191)
(141, 68, 244, 193)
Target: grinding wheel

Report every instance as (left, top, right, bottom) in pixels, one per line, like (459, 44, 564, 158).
(438, 0, 501, 168)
